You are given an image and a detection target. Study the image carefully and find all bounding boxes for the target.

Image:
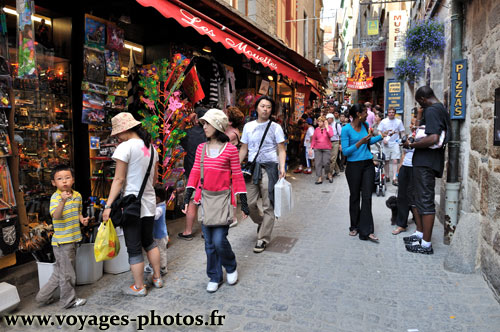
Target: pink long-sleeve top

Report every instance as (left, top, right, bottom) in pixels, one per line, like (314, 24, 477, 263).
(187, 142, 246, 206)
(311, 126, 334, 150)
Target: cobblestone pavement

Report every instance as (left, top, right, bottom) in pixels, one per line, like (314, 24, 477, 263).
(3, 172, 500, 332)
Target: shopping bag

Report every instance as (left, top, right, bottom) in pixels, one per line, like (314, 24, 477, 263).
(94, 219, 120, 262)
(274, 178, 293, 218)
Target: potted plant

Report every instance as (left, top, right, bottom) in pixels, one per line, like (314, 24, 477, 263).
(404, 19, 446, 58)
(394, 56, 424, 84)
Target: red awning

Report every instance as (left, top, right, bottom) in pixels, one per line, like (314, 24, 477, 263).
(137, 0, 307, 84)
(306, 77, 322, 97)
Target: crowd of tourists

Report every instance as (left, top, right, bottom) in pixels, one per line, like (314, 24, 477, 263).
(36, 86, 449, 308)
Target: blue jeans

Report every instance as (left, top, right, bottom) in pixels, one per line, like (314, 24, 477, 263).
(201, 225, 237, 283)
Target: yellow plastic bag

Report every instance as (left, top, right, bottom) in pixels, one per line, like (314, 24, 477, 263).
(94, 219, 120, 262)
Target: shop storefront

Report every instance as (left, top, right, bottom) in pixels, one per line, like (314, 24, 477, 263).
(0, 0, 325, 270)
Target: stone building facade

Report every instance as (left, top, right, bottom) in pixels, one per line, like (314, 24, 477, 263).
(404, 0, 500, 297)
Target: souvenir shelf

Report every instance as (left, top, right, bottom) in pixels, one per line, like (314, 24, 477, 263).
(12, 58, 73, 225)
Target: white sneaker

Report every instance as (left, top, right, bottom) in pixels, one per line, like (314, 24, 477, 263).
(227, 270, 238, 285)
(70, 298, 86, 308)
(229, 219, 238, 228)
(206, 281, 221, 293)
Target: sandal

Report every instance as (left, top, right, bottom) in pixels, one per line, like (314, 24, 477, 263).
(368, 234, 379, 243)
(349, 230, 358, 236)
(392, 227, 407, 235)
(328, 177, 333, 183)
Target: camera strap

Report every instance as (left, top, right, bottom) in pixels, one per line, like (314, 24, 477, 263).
(251, 120, 273, 163)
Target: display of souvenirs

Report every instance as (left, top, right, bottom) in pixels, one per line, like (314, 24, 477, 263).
(16, 0, 37, 78)
(90, 136, 100, 149)
(83, 92, 106, 110)
(85, 16, 106, 50)
(106, 76, 127, 96)
(105, 50, 120, 76)
(106, 24, 124, 51)
(0, 159, 15, 209)
(105, 95, 126, 110)
(84, 48, 106, 84)
(81, 81, 108, 95)
(82, 107, 105, 124)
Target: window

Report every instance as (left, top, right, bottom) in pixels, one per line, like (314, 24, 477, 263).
(238, 0, 247, 16)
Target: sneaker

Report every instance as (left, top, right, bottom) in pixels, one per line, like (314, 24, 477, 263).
(152, 277, 164, 288)
(403, 234, 422, 244)
(303, 168, 312, 174)
(160, 267, 168, 276)
(177, 232, 194, 241)
(229, 219, 238, 228)
(70, 298, 86, 308)
(123, 284, 147, 296)
(293, 167, 303, 173)
(227, 270, 238, 285)
(406, 243, 434, 255)
(253, 240, 266, 253)
(144, 264, 153, 274)
(206, 281, 222, 293)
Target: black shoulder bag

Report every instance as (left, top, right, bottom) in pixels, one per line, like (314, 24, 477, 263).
(110, 146, 154, 227)
(241, 121, 272, 180)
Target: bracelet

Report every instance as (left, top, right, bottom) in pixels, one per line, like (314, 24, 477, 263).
(104, 205, 111, 209)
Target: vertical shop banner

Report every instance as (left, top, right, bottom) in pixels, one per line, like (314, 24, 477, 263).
(347, 49, 373, 90)
(387, 11, 408, 68)
(16, 0, 37, 78)
(450, 59, 467, 120)
(367, 20, 379, 36)
(385, 79, 404, 114)
(295, 92, 305, 120)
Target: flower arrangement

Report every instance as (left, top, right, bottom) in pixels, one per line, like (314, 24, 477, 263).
(394, 56, 424, 83)
(404, 19, 445, 57)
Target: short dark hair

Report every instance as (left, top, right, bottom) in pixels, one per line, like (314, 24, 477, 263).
(154, 184, 167, 202)
(415, 85, 436, 100)
(212, 130, 230, 143)
(254, 95, 276, 114)
(52, 164, 74, 180)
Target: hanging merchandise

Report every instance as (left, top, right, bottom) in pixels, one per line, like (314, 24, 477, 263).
(85, 16, 106, 50)
(105, 50, 121, 76)
(84, 48, 106, 84)
(182, 66, 204, 104)
(16, 0, 37, 78)
(106, 24, 124, 51)
(106, 77, 127, 96)
(0, 11, 8, 60)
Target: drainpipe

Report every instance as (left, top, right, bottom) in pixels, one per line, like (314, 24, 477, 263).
(444, 0, 463, 244)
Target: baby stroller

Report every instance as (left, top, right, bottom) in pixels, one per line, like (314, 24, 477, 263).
(372, 143, 386, 197)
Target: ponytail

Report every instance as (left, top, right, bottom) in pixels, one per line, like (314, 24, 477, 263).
(131, 125, 152, 148)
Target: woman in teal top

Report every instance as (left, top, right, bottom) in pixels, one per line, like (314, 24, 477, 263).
(341, 103, 387, 242)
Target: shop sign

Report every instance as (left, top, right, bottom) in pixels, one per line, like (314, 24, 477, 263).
(387, 11, 408, 68)
(137, 0, 306, 84)
(346, 49, 373, 90)
(367, 20, 379, 36)
(384, 79, 404, 114)
(450, 59, 467, 120)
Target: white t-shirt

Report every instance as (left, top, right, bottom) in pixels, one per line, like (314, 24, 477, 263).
(304, 126, 314, 147)
(329, 122, 342, 141)
(112, 138, 158, 218)
(402, 148, 414, 167)
(378, 118, 405, 146)
(241, 120, 285, 163)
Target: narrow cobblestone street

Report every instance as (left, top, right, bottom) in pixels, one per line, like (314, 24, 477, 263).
(4, 172, 500, 332)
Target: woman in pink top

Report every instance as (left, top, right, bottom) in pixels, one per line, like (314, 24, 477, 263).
(310, 116, 334, 184)
(182, 109, 249, 293)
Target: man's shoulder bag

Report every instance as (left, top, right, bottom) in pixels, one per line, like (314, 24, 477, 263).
(198, 143, 233, 227)
(110, 146, 154, 227)
(241, 120, 272, 179)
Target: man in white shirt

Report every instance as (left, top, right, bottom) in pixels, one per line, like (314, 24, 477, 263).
(377, 107, 405, 185)
(326, 113, 342, 179)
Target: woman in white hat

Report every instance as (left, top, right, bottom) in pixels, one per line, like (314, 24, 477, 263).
(102, 112, 162, 296)
(182, 109, 249, 293)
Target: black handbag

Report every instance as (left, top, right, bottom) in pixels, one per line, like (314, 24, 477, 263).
(241, 120, 272, 179)
(110, 146, 154, 227)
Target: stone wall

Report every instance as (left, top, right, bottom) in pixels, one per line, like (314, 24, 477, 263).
(462, 0, 500, 294)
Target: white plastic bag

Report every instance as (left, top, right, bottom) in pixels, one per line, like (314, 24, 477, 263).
(274, 178, 293, 218)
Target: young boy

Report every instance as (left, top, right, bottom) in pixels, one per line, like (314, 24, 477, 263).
(144, 184, 168, 276)
(36, 165, 89, 309)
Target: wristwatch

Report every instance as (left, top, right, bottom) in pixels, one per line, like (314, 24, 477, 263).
(104, 205, 111, 209)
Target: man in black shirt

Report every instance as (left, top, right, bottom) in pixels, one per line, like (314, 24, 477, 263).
(403, 86, 451, 254)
